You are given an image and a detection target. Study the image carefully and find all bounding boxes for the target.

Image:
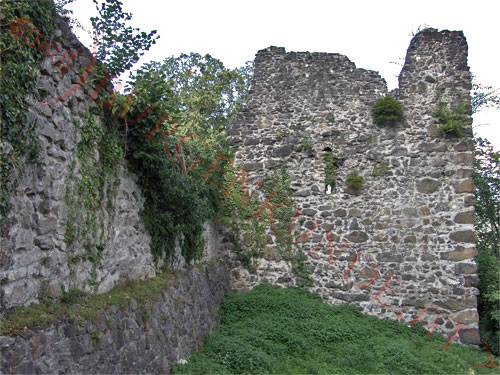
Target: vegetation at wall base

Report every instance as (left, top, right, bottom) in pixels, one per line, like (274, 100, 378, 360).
(173, 283, 498, 375)
(372, 95, 403, 125)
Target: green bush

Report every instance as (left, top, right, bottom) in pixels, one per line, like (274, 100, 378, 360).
(477, 250, 500, 355)
(435, 100, 470, 137)
(173, 284, 499, 374)
(346, 169, 363, 188)
(372, 95, 403, 125)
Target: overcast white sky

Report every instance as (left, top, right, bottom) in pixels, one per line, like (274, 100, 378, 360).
(67, 0, 500, 150)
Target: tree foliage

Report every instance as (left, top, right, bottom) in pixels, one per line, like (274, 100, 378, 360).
(129, 53, 253, 145)
(112, 53, 252, 266)
(474, 137, 500, 355)
(90, 0, 159, 77)
(472, 79, 500, 114)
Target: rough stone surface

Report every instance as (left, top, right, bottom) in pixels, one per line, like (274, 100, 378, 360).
(1, 263, 230, 375)
(0, 14, 219, 311)
(222, 29, 478, 344)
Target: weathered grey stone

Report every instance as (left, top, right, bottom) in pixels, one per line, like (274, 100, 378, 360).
(454, 179, 475, 193)
(450, 230, 477, 243)
(458, 329, 480, 345)
(273, 145, 292, 157)
(455, 153, 474, 165)
(345, 231, 368, 243)
(333, 209, 346, 217)
(435, 298, 477, 310)
(263, 247, 282, 261)
(244, 138, 260, 146)
(29, 333, 48, 359)
(1, 264, 229, 374)
(441, 248, 477, 261)
(455, 263, 477, 275)
(302, 208, 317, 216)
(376, 252, 404, 263)
(453, 211, 475, 224)
(453, 310, 479, 325)
(416, 178, 440, 194)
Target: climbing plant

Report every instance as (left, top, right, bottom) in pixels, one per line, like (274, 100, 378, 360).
(0, 0, 55, 236)
(111, 53, 252, 266)
(64, 113, 123, 284)
(324, 150, 336, 193)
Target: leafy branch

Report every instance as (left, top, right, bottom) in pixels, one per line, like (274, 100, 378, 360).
(90, 0, 159, 77)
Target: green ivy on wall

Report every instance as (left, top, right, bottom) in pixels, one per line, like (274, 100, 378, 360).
(64, 113, 123, 285)
(0, 0, 55, 236)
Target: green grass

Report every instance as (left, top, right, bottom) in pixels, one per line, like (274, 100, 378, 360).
(173, 284, 499, 375)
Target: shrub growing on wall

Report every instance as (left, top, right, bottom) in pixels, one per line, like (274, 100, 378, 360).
(345, 169, 363, 189)
(372, 95, 403, 125)
(434, 101, 470, 137)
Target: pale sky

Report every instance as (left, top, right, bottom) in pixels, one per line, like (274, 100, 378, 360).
(67, 0, 500, 150)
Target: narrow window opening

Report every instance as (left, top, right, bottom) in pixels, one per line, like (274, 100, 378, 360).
(324, 147, 335, 194)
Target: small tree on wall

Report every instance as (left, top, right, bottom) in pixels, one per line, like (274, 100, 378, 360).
(372, 95, 403, 125)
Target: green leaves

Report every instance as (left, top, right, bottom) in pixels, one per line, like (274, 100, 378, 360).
(130, 53, 253, 146)
(474, 137, 500, 355)
(346, 169, 363, 188)
(90, 0, 159, 77)
(0, 0, 55, 235)
(115, 53, 252, 266)
(372, 95, 403, 125)
(174, 284, 498, 375)
(434, 100, 470, 138)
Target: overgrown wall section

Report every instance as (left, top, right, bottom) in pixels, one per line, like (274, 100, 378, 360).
(0, 14, 218, 311)
(225, 30, 479, 344)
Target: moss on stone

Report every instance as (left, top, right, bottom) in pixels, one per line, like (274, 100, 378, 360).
(0, 271, 181, 335)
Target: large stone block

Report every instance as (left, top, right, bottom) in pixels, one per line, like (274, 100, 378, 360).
(416, 178, 440, 194)
(440, 247, 477, 261)
(450, 230, 477, 243)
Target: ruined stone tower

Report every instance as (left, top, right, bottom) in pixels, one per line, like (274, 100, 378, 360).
(225, 29, 479, 344)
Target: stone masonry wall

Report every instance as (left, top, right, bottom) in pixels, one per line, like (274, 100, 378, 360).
(0, 14, 218, 312)
(1, 263, 230, 374)
(224, 29, 479, 344)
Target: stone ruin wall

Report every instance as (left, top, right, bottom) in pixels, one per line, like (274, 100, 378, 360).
(225, 29, 479, 344)
(0, 14, 219, 312)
